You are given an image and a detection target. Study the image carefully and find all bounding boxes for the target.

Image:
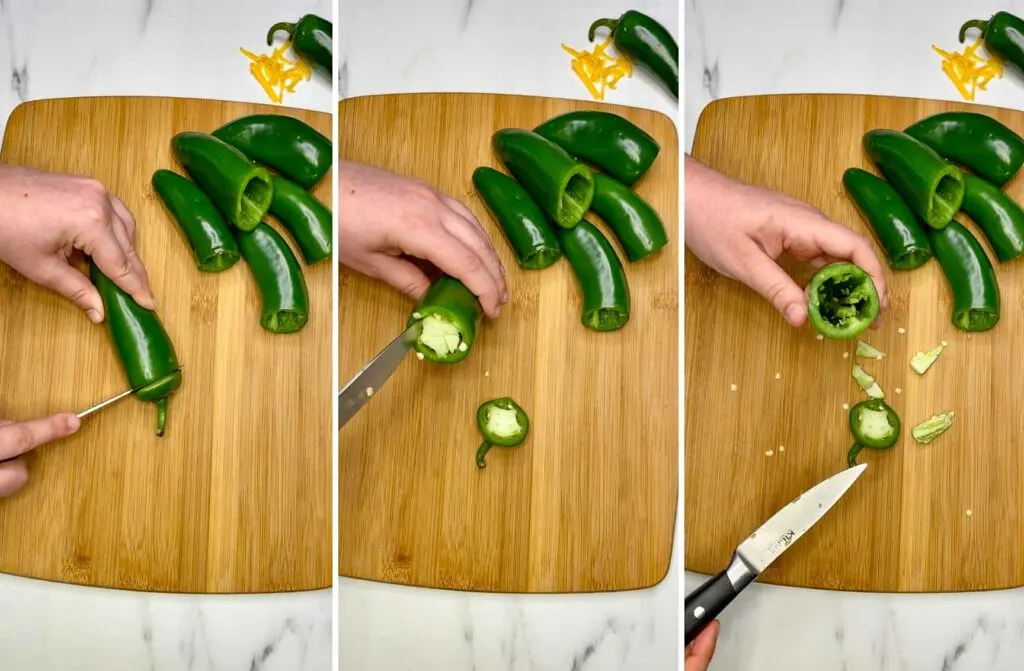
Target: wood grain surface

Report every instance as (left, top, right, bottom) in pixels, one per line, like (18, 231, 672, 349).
(0, 97, 332, 594)
(338, 93, 678, 593)
(685, 93, 1024, 593)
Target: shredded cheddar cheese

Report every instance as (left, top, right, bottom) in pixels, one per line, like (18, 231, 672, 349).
(932, 36, 1003, 101)
(562, 35, 633, 100)
(240, 41, 312, 104)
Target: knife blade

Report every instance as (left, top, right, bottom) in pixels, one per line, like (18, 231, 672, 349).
(76, 365, 184, 420)
(338, 321, 422, 428)
(683, 463, 867, 645)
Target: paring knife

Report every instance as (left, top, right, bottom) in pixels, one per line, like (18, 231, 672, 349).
(76, 365, 184, 420)
(338, 321, 423, 428)
(683, 463, 867, 645)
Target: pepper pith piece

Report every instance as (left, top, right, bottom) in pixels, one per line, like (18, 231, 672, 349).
(475, 397, 530, 468)
(806, 262, 880, 340)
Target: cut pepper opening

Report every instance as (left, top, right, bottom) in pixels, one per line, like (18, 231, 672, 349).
(955, 307, 999, 331)
(559, 168, 594, 226)
(585, 306, 630, 331)
(266, 309, 308, 333)
(200, 249, 241, 273)
(239, 175, 273, 230)
(932, 173, 963, 225)
(815, 273, 873, 330)
(416, 313, 466, 359)
(522, 248, 563, 270)
(893, 247, 934, 271)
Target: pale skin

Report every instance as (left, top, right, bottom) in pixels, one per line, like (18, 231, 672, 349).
(0, 164, 155, 497)
(685, 620, 720, 671)
(336, 160, 508, 318)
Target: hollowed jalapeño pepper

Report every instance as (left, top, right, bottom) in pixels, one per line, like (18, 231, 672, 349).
(267, 14, 332, 77)
(847, 398, 901, 467)
(929, 220, 1000, 332)
(90, 262, 181, 436)
(842, 168, 933, 270)
(863, 129, 965, 229)
(904, 112, 1024, 187)
(472, 166, 561, 270)
(213, 114, 333, 189)
(475, 397, 529, 469)
(533, 110, 661, 186)
(557, 219, 630, 331)
(151, 169, 240, 273)
(492, 129, 595, 228)
(806, 262, 880, 340)
(407, 276, 483, 364)
(235, 222, 310, 333)
(589, 10, 678, 98)
(171, 132, 273, 232)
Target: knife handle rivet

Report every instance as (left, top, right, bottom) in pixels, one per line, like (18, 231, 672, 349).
(693, 606, 706, 619)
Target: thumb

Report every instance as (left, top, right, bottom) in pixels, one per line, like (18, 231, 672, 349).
(369, 255, 433, 301)
(38, 261, 104, 323)
(738, 248, 807, 327)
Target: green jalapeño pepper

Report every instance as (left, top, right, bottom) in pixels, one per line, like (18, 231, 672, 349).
(90, 262, 181, 437)
(151, 169, 240, 273)
(929, 220, 1000, 332)
(471, 167, 561, 270)
(846, 398, 901, 467)
(842, 168, 933, 270)
(863, 129, 965, 229)
(235, 222, 309, 334)
(533, 110, 661, 186)
(590, 172, 668, 262)
(960, 12, 1024, 75)
(171, 132, 273, 232)
(961, 173, 1024, 262)
(589, 10, 678, 98)
(267, 14, 332, 77)
(806, 262, 880, 340)
(556, 219, 630, 331)
(475, 397, 529, 469)
(905, 112, 1024, 187)
(407, 276, 483, 364)
(492, 128, 595, 228)
(212, 114, 332, 189)
(268, 174, 332, 265)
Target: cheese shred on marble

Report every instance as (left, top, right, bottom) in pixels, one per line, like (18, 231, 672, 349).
(240, 42, 312, 104)
(561, 35, 633, 100)
(932, 36, 1003, 101)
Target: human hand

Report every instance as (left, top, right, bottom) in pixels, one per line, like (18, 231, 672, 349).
(684, 156, 888, 328)
(0, 165, 156, 323)
(685, 619, 720, 671)
(0, 414, 81, 498)
(337, 160, 508, 318)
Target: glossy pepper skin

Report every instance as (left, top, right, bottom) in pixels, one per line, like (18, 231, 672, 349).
(929, 220, 1000, 332)
(212, 114, 332, 189)
(267, 14, 332, 77)
(863, 129, 965, 229)
(533, 111, 660, 186)
(960, 12, 1024, 75)
(846, 398, 901, 467)
(492, 129, 595, 228)
(235, 222, 309, 333)
(471, 167, 561, 270)
(268, 174, 332, 265)
(590, 172, 668, 262)
(475, 397, 530, 469)
(407, 276, 483, 364)
(806, 262, 880, 340)
(151, 169, 240, 273)
(904, 112, 1024, 187)
(90, 262, 181, 436)
(589, 10, 678, 98)
(171, 132, 273, 232)
(556, 219, 630, 331)
(960, 173, 1024, 262)
(842, 168, 933, 270)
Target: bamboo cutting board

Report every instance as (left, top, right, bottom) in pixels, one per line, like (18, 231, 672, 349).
(0, 97, 331, 594)
(338, 93, 679, 593)
(685, 93, 1024, 593)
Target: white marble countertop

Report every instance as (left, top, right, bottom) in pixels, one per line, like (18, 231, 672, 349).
(686, 0, 1024, 669)
(337, 0, 680, 669)
(0, 2, 332, 670)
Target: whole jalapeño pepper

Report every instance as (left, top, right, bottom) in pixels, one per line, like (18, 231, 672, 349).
(904, 112, 1024, 187)
(267, 14, 332, 77)
(268, 174, 333, 265)
(212, 114, 333, 189)
(590, 172, 668, 262)
(960, 12, 1024, 74)
(589, 10, 678, 98)
(90, 262, 182, 436)
(960, 172, 1024, 262)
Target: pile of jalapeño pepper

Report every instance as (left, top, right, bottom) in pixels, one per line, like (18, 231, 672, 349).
(94, 112, 332, 437)
(405, 110, 670, 468)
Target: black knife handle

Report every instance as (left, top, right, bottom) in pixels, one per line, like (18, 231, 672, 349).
(684, 552, 757, 646)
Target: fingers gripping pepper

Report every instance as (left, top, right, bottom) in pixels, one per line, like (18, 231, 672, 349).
(929, 220, 1000, 332)
(151, 169, 241, 273)
(476, 397, 530, 468)
(407, 276, 483, 363)
(472, 166, 562, 270)
(904, 112, 1024, 187)
(235, 222, 310, 334)
(212, 114, 332, 189)
(588, 10, 679, 98)
(842, 168, 933, 271)
(806, 262, 880, 340)
(556, 219, 630, 331)
(847, 398, 901, 467)
(90, 262, 182, 436)
(267, 14, 332, 77)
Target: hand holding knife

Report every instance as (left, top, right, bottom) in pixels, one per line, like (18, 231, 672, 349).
(684, 463, 866, 645)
